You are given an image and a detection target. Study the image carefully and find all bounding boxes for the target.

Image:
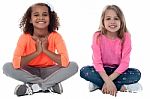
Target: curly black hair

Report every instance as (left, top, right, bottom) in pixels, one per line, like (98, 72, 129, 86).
(19, 3, 60, 35)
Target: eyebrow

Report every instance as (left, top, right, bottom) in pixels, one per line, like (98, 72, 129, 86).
(105, 16, 118, 17)
(32, 11, 48, 14)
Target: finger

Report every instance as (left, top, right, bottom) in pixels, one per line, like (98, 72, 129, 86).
(102, 89, 105, 94)
(114, 91, 117, 97)
(113, 91, 117, 97)
(109, 91, 113, 96)
(102, 89, 106, 94)
(105, 89, 109, 94)
(102, 87, 104, 93)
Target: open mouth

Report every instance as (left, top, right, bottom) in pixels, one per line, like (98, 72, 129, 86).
(37, 21, 46, 24)
(109, 25, 117, 29)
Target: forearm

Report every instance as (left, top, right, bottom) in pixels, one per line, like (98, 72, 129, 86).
(20, 51, 40, 67)
(109, 72, 120, 81)
(43, 50, 62, 65)
(99, 71, 120, 83)
(99, 72, 112, 84)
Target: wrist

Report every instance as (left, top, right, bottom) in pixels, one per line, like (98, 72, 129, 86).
(35, 51, 41, 56)
(43, 49, 49, 54)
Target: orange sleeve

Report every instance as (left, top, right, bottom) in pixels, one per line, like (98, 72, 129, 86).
(13, 34, 27, 69)
(54, 33, 69, 67)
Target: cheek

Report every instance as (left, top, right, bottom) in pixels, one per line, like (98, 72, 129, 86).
(117, 21, 121, 26)
(104, 21, 108, 27)
(47, 18, 50, 23)
(118, 23, 121, 29)
(30, 17, 36, 23)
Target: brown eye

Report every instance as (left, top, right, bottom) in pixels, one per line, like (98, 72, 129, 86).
(32, 13, 39, 17)
(42, 12, 49, 16)
(114, 17, 119, 20)
(106, 18, 111, 20)
(43, 13, 48, 16)
(34, 14, 39, 16)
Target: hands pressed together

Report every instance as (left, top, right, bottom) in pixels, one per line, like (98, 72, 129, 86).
(32, 35, 48, 54)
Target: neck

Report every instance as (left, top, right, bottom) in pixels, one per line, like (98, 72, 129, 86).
(106, 32, 117, 39)
(33, 29, 49, 37)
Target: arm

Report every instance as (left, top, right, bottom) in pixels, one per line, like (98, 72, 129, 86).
(43, 47, 62, 66)
(115, 33, 131, 74)
(92, 32, 104, 72)
(92, 32, 111, 82)
(109, 72, 120, 80)
(13, 34, 28, 69)
(20, 51, 40, 67)
(99, 71, 117, 96)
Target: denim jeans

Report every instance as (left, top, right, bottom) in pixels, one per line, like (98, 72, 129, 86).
(80, 66, 141, 90)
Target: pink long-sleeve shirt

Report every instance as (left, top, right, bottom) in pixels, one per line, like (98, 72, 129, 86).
(92, 32, 131, 74)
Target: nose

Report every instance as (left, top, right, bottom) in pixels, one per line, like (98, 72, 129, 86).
(38, 15, 44, 20)
(110, 19, 116, 24)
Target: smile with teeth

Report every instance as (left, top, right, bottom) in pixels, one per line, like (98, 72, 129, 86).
(109, 25, 117, 28)
(37, 21, 46, 23)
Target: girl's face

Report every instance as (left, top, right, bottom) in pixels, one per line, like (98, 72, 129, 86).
(31, 5, 50, 31)
(104, 9, 121, 34)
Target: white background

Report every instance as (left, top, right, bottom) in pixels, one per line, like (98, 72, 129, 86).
(0, 0, 149, 98)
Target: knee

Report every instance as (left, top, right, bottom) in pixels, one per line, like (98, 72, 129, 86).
(3, 62, 13, 75)
(80, 67, 86, 78)
(68, 61, 79, 74)
(135, 69, 141, 81)
(80, 66, 91, 78)
(131, 68, 141, 82)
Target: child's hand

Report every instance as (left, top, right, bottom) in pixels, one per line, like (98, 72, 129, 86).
(41, 36, 48, 52)
(32, 36, 42, 54)
(102, 81, 117, 96)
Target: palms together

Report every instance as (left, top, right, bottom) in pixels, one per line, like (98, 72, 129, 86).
(32, 36, 48, 54)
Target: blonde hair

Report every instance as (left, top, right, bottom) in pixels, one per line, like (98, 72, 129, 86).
(98, 5, 128, 40)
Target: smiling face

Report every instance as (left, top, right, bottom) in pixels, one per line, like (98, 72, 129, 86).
(104, 9, 121, 34)
(30, 5, 50, 34)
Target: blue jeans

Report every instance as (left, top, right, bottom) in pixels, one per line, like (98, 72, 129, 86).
(80, 66, 141, 90)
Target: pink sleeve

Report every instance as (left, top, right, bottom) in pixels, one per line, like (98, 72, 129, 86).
(92, 32, 105, 72)
(115, 33, 131, 74)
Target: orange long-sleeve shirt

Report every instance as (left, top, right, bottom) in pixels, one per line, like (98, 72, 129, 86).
(13, 32, 69, 69)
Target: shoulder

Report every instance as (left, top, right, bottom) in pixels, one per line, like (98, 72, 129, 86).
(93, 31, 102, 37)
(93, 31, 103, 40)
(93, 31, 101, 38)
(49, 31, 62, 37)
(17, 33, 31, 44)
(124, 32, 131, 39)
(19, 33, 31, 39)
(49, 32, 63, 41)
